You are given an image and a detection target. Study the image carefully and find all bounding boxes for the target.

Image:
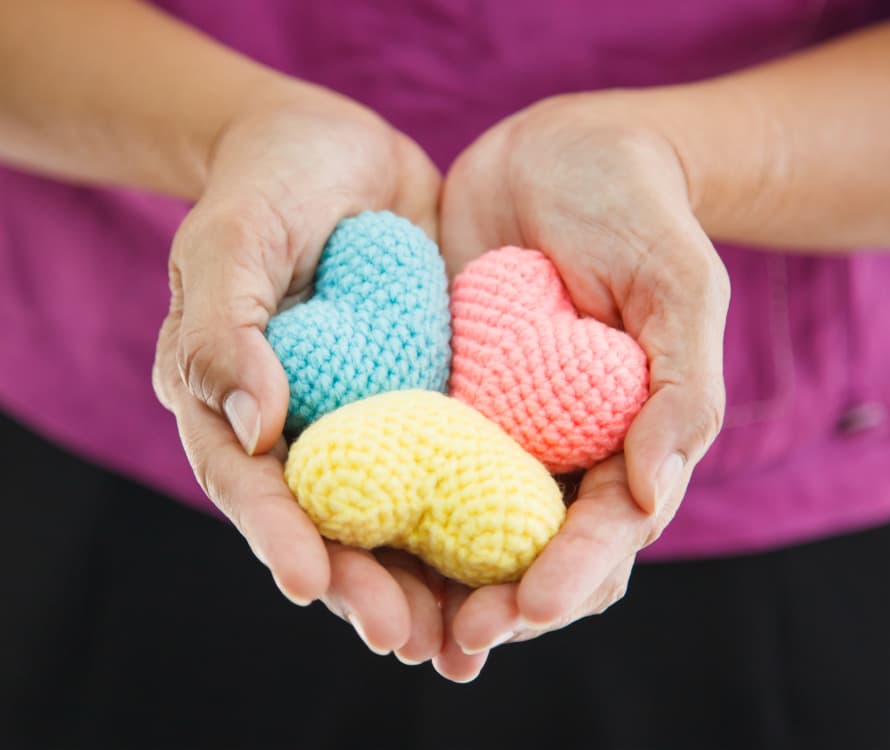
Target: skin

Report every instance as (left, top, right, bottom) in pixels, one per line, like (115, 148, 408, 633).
(1, 1, 889, 683)
(1, 0, 461, 673)
(437, 104, 729, 664)
(153, 102, 452, 668)
(436, 25, 890, 660)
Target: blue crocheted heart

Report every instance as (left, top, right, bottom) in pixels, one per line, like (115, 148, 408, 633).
(265, 211, 451, 431)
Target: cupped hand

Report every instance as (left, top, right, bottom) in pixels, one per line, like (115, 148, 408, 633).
(435, 92, 730, 669)
(152, 82, 449, 666)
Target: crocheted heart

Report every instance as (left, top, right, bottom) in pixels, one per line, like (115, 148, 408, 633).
(286, 390, 565, 587)
(265, 211, 451, 431)
(449, 247, 649, 473)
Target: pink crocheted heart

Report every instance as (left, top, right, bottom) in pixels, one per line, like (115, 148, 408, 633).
(449, 246, 649, 473)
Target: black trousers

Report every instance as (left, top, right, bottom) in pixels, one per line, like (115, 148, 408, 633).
(2, 409, 889, 750)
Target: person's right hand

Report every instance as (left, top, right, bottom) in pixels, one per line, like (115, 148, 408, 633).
(152, 80, 454, 667)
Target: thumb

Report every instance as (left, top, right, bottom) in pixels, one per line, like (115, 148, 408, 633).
(171, 218, 292, 456)
(622, 247, 730, 516)
(624, 375, 725, 517)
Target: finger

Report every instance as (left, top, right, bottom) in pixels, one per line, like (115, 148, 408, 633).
(517, 455, 651, 627)
(270, 435, 288, 464)
(452, 583, 520, 655)
(510, 555, 636, 644)
(542, 224, 630, 331)
(374, 549, 443, 665)
(152, 311, 180, 411)
(420, 564, 447, 606)
(579, 553, 635, 617)
(170, 376, 329, 605)
(623, 382, 716, 516)
(452, 554, 634, 653)
(323, 543, 412, 656)
(622, 231, 730, 514)
(431, 581, 488, 683)
(171, 212, 297, 457)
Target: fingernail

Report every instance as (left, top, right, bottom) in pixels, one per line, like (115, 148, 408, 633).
(449, 673, 483, 685)
(519, 614, 555, 631)
(432, 656, 485, 684)
(654, 453, 685, 514)
(223, 390, 260, 455)
(395, 652, 424, 666)
(271, 573, 312, 607)
(285, 594, 312, 607)
(346, 613, 391, 656)
(460, 630, 514, 656)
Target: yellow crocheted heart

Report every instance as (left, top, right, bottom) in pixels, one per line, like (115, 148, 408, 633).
(284, 390, 566, 586)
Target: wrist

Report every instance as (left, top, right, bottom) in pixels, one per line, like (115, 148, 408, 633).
(517, 90, 700, 219)
(604, 84, 784, 243)
(534, 85, 782, 244)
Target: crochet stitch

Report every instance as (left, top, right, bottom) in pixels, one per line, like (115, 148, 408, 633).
(285, 390, 566, 587)
(449, 246, 649, 473)
(265, 211, 451, 431)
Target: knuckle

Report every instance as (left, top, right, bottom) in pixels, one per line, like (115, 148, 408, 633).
(172, 204, 286, 294)
(183, 208, 254, 256)
(603, 581, 629, 612)
(190, 448, 244, 532)
(151, 357, 170, 409)
(602, 125, 672, 171)
(582, 476, 630, 501)
(694, 387, 727, 451)
(563, 510, 616, 557)
(191, 454, 212, 500)
(184, 432, 213, 499)
(211, 201, 294, 266)
(207, 212, 264, 257)
(640, 520, 667, 550)
(151, 318, 178, 410)
(176, 328, 218, 407)
(613, 577, 630, 602)
(168, 228, 189, 268)
(710, 255, 732, 307)
(590, 585, 626, 616)
(707, 393, 727, 435)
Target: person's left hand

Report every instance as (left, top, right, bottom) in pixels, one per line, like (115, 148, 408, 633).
(432, 91, 730, 678)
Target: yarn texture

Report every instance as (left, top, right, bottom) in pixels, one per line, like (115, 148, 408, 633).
(265, 211, 451, 431)
(285, 390, 566, 587)
(449, 246, 649, 473)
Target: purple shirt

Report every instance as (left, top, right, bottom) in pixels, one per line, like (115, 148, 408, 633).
(1, 0, 889, 560)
